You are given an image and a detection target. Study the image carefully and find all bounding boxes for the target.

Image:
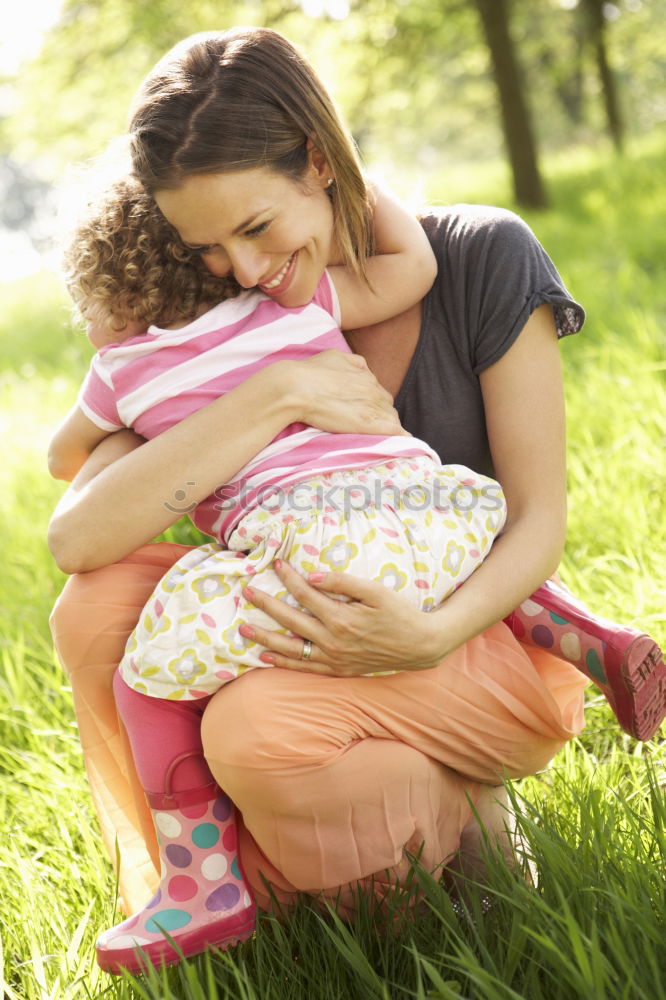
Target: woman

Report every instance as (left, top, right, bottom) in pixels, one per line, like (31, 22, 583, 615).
(49, 26, 604, 933)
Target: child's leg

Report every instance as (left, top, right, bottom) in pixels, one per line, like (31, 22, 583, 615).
(95, 674, 255, 976)
(503, 578, 665, 741)
(49, 542, 193, 909)
(112, 672, 215, 796)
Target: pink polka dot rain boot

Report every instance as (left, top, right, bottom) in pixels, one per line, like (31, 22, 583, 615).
(96, 787, 256, 975)
(504, 578, 665, 741)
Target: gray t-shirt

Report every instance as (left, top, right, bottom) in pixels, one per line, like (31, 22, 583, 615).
(396, 205, 584, 476)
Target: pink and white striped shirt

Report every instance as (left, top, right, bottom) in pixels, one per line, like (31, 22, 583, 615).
(79, 273, 437, 543)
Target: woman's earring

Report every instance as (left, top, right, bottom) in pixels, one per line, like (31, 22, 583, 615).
(326, 177, 334, 188)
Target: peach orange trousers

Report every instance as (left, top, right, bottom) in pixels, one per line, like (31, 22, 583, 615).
(49, 543, 587, 916)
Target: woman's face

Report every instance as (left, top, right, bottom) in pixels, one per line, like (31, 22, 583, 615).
(155, 161, 336, 308)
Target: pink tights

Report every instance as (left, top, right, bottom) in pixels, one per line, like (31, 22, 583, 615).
(112, 671, 212, 797)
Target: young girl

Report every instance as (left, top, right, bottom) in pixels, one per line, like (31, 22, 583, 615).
(52, 173, 509, 972)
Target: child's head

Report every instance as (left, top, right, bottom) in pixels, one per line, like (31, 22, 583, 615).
(63, 175, 237, 340)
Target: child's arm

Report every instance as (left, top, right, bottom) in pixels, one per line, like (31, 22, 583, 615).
(328, 184, 437, 330)
(49, 316, 143, 481)
(48, 405, 114, 482)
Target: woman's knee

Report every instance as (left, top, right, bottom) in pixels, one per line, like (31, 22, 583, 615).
(49, 570, 121, 678)
(201, 669, 302, 768)
(50, 545, 189, 677)
(200, 668, 354, 803)
(49, 571, 98, 636)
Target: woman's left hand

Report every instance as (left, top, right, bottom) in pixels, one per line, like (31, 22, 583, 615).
(239, 560, 447, 676)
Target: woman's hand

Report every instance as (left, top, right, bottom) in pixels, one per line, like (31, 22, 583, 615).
(284, 349, 408, 438)
(238, 560, 446, 676)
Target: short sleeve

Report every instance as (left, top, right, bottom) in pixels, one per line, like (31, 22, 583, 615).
(312, 270, 342, 327)
(77, 355, 124, 431)
(421, 205, 585, 376)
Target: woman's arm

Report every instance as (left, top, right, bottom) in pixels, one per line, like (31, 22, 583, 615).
(414, 302, 567, 653)
(237, 305, 567, 674)
(47, 350, 404, 574)
(328, 185, 437, 329)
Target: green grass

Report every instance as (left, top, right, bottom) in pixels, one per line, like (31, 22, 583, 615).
(1, 133, 664, 998)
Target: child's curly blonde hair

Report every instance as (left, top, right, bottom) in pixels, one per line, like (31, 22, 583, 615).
(63, 175, 238, 331)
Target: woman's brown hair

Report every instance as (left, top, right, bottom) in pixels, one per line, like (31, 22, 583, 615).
(129, 27, 372, 277)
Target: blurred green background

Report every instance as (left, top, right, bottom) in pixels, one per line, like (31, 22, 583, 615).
(0, 3, 665, 998)
(1, 0, 665, 248)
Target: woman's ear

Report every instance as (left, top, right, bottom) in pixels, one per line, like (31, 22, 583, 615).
(306, 136, 331, 187)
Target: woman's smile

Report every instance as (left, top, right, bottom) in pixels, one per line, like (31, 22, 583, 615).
(258, 252, 298, 295)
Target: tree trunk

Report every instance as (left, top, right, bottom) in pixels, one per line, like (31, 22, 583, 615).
(582, 0, 624, 152)
(474, 0, 547, 209)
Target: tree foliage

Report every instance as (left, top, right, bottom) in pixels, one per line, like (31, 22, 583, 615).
(2, 0, 662, 195)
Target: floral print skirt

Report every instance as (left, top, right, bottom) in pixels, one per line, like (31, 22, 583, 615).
(119, 457, 506, 700)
